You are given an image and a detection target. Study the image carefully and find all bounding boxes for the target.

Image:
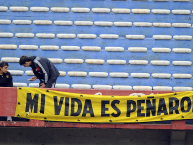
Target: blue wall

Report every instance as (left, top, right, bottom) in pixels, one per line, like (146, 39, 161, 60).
(0, 0, 193, 88)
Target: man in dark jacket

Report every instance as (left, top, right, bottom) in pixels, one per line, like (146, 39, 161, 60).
(0, 61, 13, 87)
(19, 56, 59, 88)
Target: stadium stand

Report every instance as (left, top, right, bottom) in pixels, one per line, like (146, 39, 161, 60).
(0, 0, 193, 91)
(1, 0, 193, 144)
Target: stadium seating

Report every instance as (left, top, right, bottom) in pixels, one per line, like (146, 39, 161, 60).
(0, 0, 193, 90)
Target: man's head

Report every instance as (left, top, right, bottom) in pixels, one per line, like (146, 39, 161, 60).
(0, 61, 9, 73)
(19, 56, 31, 67)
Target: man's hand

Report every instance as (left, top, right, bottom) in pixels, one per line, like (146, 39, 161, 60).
(40, 83, 46, 88)
(29, 76, 37, 81)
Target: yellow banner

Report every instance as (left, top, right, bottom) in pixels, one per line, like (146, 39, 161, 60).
(15, 87, 193, 123)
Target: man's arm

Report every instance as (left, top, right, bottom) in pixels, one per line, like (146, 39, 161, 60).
(7, 73, 13, 87)
(34, 57, 59, 88)
(34, 58, 49, 86)
(45, 60, 59, 88)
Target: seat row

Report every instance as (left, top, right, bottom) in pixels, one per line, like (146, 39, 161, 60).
(0, 33, 192, 40)
(8, 70, 193, 79)
(2, 58, 193, 66)
(1, 20, 193, 28)
(0, 45, 191, 53)
(0, 7, 193, 14)
(12, 83, 193, 91)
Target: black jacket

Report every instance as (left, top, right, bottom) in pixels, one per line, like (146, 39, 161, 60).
(0, 71, 13, 87)
(29, 56, 60, 88)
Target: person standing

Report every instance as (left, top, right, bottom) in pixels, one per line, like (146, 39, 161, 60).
(0, 61, 13, 121)
(19, 56, 59, 88)
(0, 61, 13, 87)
